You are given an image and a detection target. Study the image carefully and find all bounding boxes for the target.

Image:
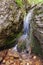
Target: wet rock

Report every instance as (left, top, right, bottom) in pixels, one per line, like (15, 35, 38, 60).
(17, 35, 31, 53)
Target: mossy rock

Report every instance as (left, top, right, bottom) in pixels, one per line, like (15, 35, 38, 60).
(17, 41, 26, 52)
(31, 3, 43, 56)
(0, 0, 24, 49)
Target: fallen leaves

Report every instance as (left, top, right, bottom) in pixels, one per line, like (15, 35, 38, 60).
(0, 49, 43, 65)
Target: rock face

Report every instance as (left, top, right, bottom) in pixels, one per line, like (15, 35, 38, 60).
(0, 0, 24, 48)
(0, 0, 31, 48)
(32, 3, 43, 53)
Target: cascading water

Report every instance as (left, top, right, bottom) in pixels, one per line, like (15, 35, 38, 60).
(23, 9, 33, 35)
(12, 8, 34, 52)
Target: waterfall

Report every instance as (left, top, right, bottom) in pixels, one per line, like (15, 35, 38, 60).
(19, 8, 34, 40)
(12, 8, 34, 52)
(23, 9, 34, 35)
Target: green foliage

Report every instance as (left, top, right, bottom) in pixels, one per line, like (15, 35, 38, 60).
(28, 0, 43, 5)
(15, 0, 43, 7)
(15, 0, 23, 8)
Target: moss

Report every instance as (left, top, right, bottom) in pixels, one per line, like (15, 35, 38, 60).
(16, 32, 22, 38)
(0, 31, 23, 50)
(4, 31, 22, 46)
(17, 42, 26, 52)
(30, 21, 42, 56)
(31, 34, 42, 56)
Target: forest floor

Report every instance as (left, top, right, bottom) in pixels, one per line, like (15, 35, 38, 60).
(0, 48, 43, 65)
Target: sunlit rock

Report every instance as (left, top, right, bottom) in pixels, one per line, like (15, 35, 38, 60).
(0, 0, 24, 48)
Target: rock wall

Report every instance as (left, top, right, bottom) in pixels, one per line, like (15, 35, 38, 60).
(0, 0, 30, 48)
(32, 3, 43, 53)
(0, 0, 24, 48)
